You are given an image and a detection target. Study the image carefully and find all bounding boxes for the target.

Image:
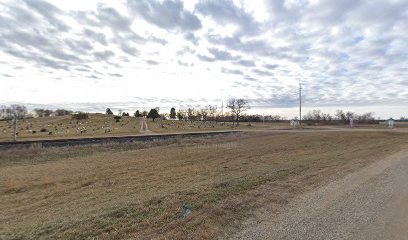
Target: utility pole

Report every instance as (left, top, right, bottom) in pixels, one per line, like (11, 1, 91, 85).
(263, 113, 265, 125)
(299, 82, 302, 126)
(221, 101, 224, 124)
(12, 111, 17, 142)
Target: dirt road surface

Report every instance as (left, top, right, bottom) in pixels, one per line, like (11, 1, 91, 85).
(139, 117, 151, 133)
(231, 147, 408, 240)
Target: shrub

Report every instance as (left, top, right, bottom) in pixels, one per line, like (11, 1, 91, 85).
(106, 108, 113, 115)
(55, 109, 73, 116)
(71, 113, 89, 120)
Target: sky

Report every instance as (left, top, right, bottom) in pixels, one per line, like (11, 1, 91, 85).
(0, 0, 407, 118)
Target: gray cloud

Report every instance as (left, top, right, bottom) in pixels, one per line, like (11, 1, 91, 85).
(5, 49, 71, 70)
(177, 60, 193, 66)
(146, 60, 160, 65)
(0, 0, 407, 115)
(235, 59, 255, 67)
(93, 50, 115, 61)
(252, 69, 274, 77)
(65, 39, 93, 53)
(117, 42, 139, 56)
(83, 28, 108, 45)
(198, 48, 239, 62)
(0, 2, 85, 70)
(22, 0, 70, 32)
(148, 36, 168, 45)
(264, 64, 279, 70)
(0, 5, 37, 28)
(95, 6, 132, 32)
(176, 47, 196, 56)
(75, 67, 92, 73)
(196, 0, 260, 35)
(184, 33, 199, 44)
(127, 0, 202, 31)
(243, 76, 257, 82)
(208, 48, 239, 61)
(207, 35, 301, 62)
(86, 74, 100, 79)
(197, 54, 215, 62)
(82, 5, 147, 57)
(0, 28, 80, 70)
(109, 73, 123, 77)
(221, 68, 244, 75)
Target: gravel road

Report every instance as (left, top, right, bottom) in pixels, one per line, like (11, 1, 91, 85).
(231, 148, 408, 240)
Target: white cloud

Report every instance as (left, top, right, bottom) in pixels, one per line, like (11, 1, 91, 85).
(0, 0, 407, 118)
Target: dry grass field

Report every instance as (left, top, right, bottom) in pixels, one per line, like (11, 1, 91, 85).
(145, 119, 261, 133)
(0, 114, 141, 142)
(1, 130, 407, 239)
(0, 115, 275, 142)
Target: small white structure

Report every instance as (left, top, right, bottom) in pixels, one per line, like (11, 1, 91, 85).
(385, 118, 395, 128)
(290, 119, 300, 127)
(350, 118, 354, 128)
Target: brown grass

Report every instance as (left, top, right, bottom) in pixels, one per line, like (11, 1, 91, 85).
(0, 114, 141, 142)
(146, 119, 255, 133)
(1, 130, 407, 239)
(0, 114, 280, 142)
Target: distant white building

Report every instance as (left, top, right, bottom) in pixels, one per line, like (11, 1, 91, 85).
(385, 118, 395, 128)
(290, 119, 300, 127)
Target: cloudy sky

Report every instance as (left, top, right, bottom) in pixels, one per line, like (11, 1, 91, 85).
(0, 0, 407, 118)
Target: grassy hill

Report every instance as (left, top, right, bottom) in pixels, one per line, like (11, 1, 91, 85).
(146, 119, 244, 133)
(0, 114, 293, 142)
(0, 114, 140, 142)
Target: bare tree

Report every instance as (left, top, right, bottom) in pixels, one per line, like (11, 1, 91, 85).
(200, 107, 209, 122)
(177, 110, 186, 120)
(208, 105, 218, 122)
(227, 98, 250, 126)
(34, 108, 53, 117)
(187, 108, 196, 122)
(1, 105, 27, 120)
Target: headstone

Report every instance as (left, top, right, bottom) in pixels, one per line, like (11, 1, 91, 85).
(181, 203, 192, 219)
(290, 120, 299, 127)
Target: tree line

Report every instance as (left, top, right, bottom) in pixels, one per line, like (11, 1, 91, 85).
(0, 105, 74, 120)
(3, 103, 403, 125)
(302, 109, 377, 124)
(106, 98, 251, 126)
(0, 105, 27, 120)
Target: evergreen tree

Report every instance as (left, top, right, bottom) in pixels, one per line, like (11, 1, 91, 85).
(106, 108, 113, 115)
(170, 107, 176, 119)
(147, 108, 160, 121)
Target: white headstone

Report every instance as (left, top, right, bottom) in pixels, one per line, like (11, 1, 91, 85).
(290, 120, 299, 127)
